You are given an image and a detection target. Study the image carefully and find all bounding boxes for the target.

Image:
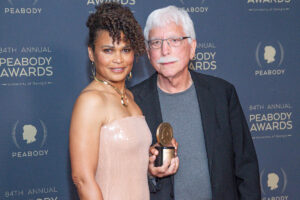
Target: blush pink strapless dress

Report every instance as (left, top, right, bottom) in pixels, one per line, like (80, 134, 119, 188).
(95, 116, 152, 200)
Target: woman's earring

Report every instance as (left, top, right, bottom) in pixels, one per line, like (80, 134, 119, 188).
(91, 62, 96, 77)
(127, 71, 132, 80)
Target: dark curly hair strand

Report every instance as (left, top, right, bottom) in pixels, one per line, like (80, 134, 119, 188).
(86, 2, 146, 56)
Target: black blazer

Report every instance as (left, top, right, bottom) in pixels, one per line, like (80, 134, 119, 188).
(130, 70, 261, 200)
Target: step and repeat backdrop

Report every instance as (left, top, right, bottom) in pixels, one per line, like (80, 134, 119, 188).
(0, 0, 299, 199)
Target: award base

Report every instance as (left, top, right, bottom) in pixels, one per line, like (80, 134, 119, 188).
(155, 146, 175, 167)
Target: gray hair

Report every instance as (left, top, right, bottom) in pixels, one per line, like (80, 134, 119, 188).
(144, 5, 196, 47)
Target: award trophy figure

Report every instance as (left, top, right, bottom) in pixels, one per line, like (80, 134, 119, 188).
(155, 122, 175, 167)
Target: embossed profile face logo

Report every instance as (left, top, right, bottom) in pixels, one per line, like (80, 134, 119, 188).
(260, 168, 287, 195)
(264, 46, 276, 64)
(267, 173, 279, 190)
(22, 124, 37, 144)
(7, 0, 39, 6)
(256, 41, 284, 68)
(12, 119, 47, 149)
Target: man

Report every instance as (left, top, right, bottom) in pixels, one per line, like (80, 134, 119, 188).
(131, 5, 261, 200)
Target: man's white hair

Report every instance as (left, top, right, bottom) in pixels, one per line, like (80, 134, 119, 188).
(144, 5, 196, 47)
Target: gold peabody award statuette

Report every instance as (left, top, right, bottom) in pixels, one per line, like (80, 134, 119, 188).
(155, 122, 175, 167)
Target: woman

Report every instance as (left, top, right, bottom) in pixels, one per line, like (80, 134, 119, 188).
(69, 3, 151, 200)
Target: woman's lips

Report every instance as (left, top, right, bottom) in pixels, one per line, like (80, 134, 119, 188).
(110, 67, 126, 72)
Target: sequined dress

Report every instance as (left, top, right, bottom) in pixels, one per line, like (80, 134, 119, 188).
(95, 116, 152, 200)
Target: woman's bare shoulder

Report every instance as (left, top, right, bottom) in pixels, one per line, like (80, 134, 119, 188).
(72, 86, 112, 118)
(70, 88, 111, 132)
(77, 89, 106, 107)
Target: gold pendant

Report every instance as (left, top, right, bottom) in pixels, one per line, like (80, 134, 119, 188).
(121, 96, 128, 107)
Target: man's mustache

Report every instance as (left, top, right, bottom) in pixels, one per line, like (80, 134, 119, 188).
(156, 57, 179, 64)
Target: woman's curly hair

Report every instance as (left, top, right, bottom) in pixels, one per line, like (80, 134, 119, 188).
(86, 2, 146, 56)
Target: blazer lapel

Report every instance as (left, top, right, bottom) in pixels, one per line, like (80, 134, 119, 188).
(190, 70, 219, 175)
(135, 73, 162, 144)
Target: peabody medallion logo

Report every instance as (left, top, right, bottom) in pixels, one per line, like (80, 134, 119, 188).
(11, 119, 48, 158)
(254, 41, 286, 76)
(5, 0, 42, 15)
(260, 168, 288, 200)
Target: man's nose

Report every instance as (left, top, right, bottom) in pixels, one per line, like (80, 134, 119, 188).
(161, 40, 171, 56)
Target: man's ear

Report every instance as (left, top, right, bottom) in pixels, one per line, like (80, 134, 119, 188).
(147, 48, 151, 60)
(88, 47, 95, 62)
(189, 39, 197, 60)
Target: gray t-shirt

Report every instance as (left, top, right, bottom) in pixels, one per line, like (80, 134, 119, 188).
(158, 83, 212, 200)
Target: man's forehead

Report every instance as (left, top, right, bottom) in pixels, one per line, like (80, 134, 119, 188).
(148, 23, 185, 39)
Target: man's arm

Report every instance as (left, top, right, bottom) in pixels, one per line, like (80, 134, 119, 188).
(229, 86, 261, 200)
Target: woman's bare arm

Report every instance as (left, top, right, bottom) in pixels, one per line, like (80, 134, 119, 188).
(69, 91, 107, 200)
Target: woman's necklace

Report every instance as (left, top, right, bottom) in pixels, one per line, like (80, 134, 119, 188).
(94, 76, 128, 107)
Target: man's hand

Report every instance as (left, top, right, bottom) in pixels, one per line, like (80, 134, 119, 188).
(148, 138, 179, 178)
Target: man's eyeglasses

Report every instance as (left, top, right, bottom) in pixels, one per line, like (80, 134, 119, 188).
(147, 36, 191, 49)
